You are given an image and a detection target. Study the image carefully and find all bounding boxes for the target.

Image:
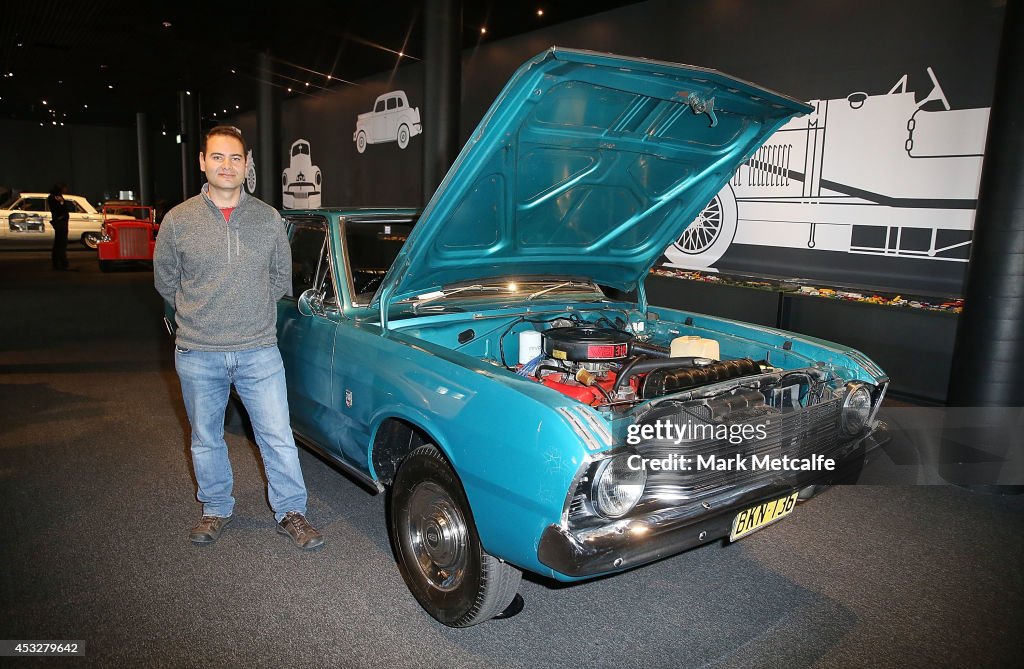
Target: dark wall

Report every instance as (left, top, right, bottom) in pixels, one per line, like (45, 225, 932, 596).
(243, 0, 1002, 297)
(0, 118, 182, 206)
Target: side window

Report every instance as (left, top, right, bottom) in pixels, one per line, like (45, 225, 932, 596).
(374, 99, 385, 113)
(396, 97, 404, 108)
(20, 198, 46, 212)
(387, 97, 397, 110)
(344, 219, 414, 304)
(286, 217, 335, 303)
(65, 200, 86, 213)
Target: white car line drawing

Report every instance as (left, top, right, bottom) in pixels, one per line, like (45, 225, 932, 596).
(663, 67, 990, 270)
(353, 90, 422, 153)
(245, 149, 257, 195)
(282, 139, 322, 209)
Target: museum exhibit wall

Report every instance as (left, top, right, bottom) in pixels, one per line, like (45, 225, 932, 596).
(0, 117, 181, 206)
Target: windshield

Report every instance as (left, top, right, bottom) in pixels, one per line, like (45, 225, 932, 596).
(403, 278, 606, 310)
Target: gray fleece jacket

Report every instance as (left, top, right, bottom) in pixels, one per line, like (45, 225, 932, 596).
(153, 184, 291, 351)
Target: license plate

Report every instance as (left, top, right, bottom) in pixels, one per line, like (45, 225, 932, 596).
(730, 492, 799, 541)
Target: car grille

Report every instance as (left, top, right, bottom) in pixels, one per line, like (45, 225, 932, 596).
(118, 228, 149, 257)
(639, 398, 842, 502)
(567, 398, 844, 525)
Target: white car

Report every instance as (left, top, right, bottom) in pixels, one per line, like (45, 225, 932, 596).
(353, 90, 422, 153)
(0, 192, 104, 248)
(282, 140, 322, 208)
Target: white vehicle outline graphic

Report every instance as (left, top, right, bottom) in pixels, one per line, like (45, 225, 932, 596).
(282, 139, 322, 209)
(353, 90, 422, 153)
(663, 67, 990, 270)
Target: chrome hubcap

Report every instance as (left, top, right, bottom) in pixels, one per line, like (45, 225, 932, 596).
(677, 196, 723, 254)
(406, 482, 468, 591)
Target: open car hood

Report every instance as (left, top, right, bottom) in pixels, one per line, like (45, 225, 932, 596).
(376, 48, 811, 308)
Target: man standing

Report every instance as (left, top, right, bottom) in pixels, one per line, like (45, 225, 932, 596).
(154, 125, 323, 550)
(47, 183, 70, 270)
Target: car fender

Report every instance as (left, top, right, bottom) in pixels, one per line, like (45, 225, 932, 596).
(360, 334, 596, 575)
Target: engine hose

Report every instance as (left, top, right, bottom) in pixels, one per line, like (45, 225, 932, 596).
(611, 356, 701, 394)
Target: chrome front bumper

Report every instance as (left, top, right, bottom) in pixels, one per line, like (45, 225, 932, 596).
(538, 424, 889, 578)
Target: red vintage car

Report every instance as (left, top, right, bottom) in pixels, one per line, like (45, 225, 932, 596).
(96, 203, 158, 271)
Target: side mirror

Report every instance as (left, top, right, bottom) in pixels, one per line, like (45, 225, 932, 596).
(297, 288, 325, 317)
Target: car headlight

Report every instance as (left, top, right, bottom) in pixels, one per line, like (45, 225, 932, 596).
(592, 454, 646, 518)
(841, 383, 873, 435)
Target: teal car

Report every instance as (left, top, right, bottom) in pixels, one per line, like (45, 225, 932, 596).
(278, 49, 889, 627)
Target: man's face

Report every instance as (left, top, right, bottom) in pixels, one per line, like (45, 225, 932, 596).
(200, 135, 246, 191)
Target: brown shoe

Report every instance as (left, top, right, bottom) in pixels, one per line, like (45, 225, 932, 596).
(277, 512, 324, 550)
(189, 515, 232, 544)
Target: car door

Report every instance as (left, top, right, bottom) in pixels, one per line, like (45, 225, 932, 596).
(65, 198, 101, 240)
(2, 197, 52, 245)
(277, 214, 349, 457)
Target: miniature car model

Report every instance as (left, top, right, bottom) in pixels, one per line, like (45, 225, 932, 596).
(282, 139, 322, 208)
(0, 192, 104, 248)
(353, 90, 422, 153)
(246, 49, 891, 627)
(96, 204, 157, 271)
(663, 67, 989, 270)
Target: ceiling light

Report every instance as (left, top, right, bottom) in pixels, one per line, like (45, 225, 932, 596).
(537, 9, 544, 17)
(398, 52, 404, 58)
(234, 105, 239, 109)
(107, 84, 113, 89)
(162, 21, 172, 28)
(60, 122, 64, 126)
(52, 121, 56, 126)
(305, 82, 310, 87)
(287, 87, 292, 92)
(326, 75, 332, 80)
(230, 69, 236, 74)
(16, 42, 23, 47)
(480, 27, 487, 34)
(83, 104, 88, 108)
(186, 90, 191, 95)
(41, 100, 47, 105)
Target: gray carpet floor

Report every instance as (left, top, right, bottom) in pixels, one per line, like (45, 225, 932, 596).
(1, 250, 1022, 668)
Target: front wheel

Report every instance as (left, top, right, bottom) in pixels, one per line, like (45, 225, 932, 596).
(396, 124, 410, 149)
(81, 231, 101, 249)
(356, 131, 367, 154)
(389, 445, 521, 627)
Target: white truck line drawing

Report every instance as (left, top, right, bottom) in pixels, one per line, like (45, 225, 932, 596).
(663, 67, 990, 270)
(282, 139, 322, 209)
(353, 90, 422, 153)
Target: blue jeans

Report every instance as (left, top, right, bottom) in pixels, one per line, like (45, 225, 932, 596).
(175, 345, 307, 523)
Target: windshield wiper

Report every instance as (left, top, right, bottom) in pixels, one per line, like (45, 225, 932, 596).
(413, 284, 486, 307)
(527, 280, 590, 300)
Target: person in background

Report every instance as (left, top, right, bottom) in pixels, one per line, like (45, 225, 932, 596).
(47, 183, 70, 270)
(153, 125, 324, 551)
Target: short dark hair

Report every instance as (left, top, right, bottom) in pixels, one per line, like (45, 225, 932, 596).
(203, 125, 247, 155)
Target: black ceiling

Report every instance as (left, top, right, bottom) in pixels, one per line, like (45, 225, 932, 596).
(0, 0, 641, 129)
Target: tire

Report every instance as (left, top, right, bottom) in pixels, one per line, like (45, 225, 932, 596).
(81, 231, 101, 249)
(663, 184, 738, 270)
(390, 445, 522, 627)
(396, 124, 410, 150)
(356, 131, 367, 154)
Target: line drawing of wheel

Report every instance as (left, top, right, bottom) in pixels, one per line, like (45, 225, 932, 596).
(663, 184, 738, 270)
(356, 131, 367, 154)
(81, 231, 102, 249)
(389, 444, 521, 627)
(396, 124, 410, 150)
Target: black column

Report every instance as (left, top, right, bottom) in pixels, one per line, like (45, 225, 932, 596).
(947, 0, 1024, 408)
(178, 91, 201, 197)
(257, 51, 282, 208)
(135, 112, 151, 205)
(422, 0, 462, 205)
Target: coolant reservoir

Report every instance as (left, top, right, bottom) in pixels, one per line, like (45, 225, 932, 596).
(670, 335, 720, 360)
